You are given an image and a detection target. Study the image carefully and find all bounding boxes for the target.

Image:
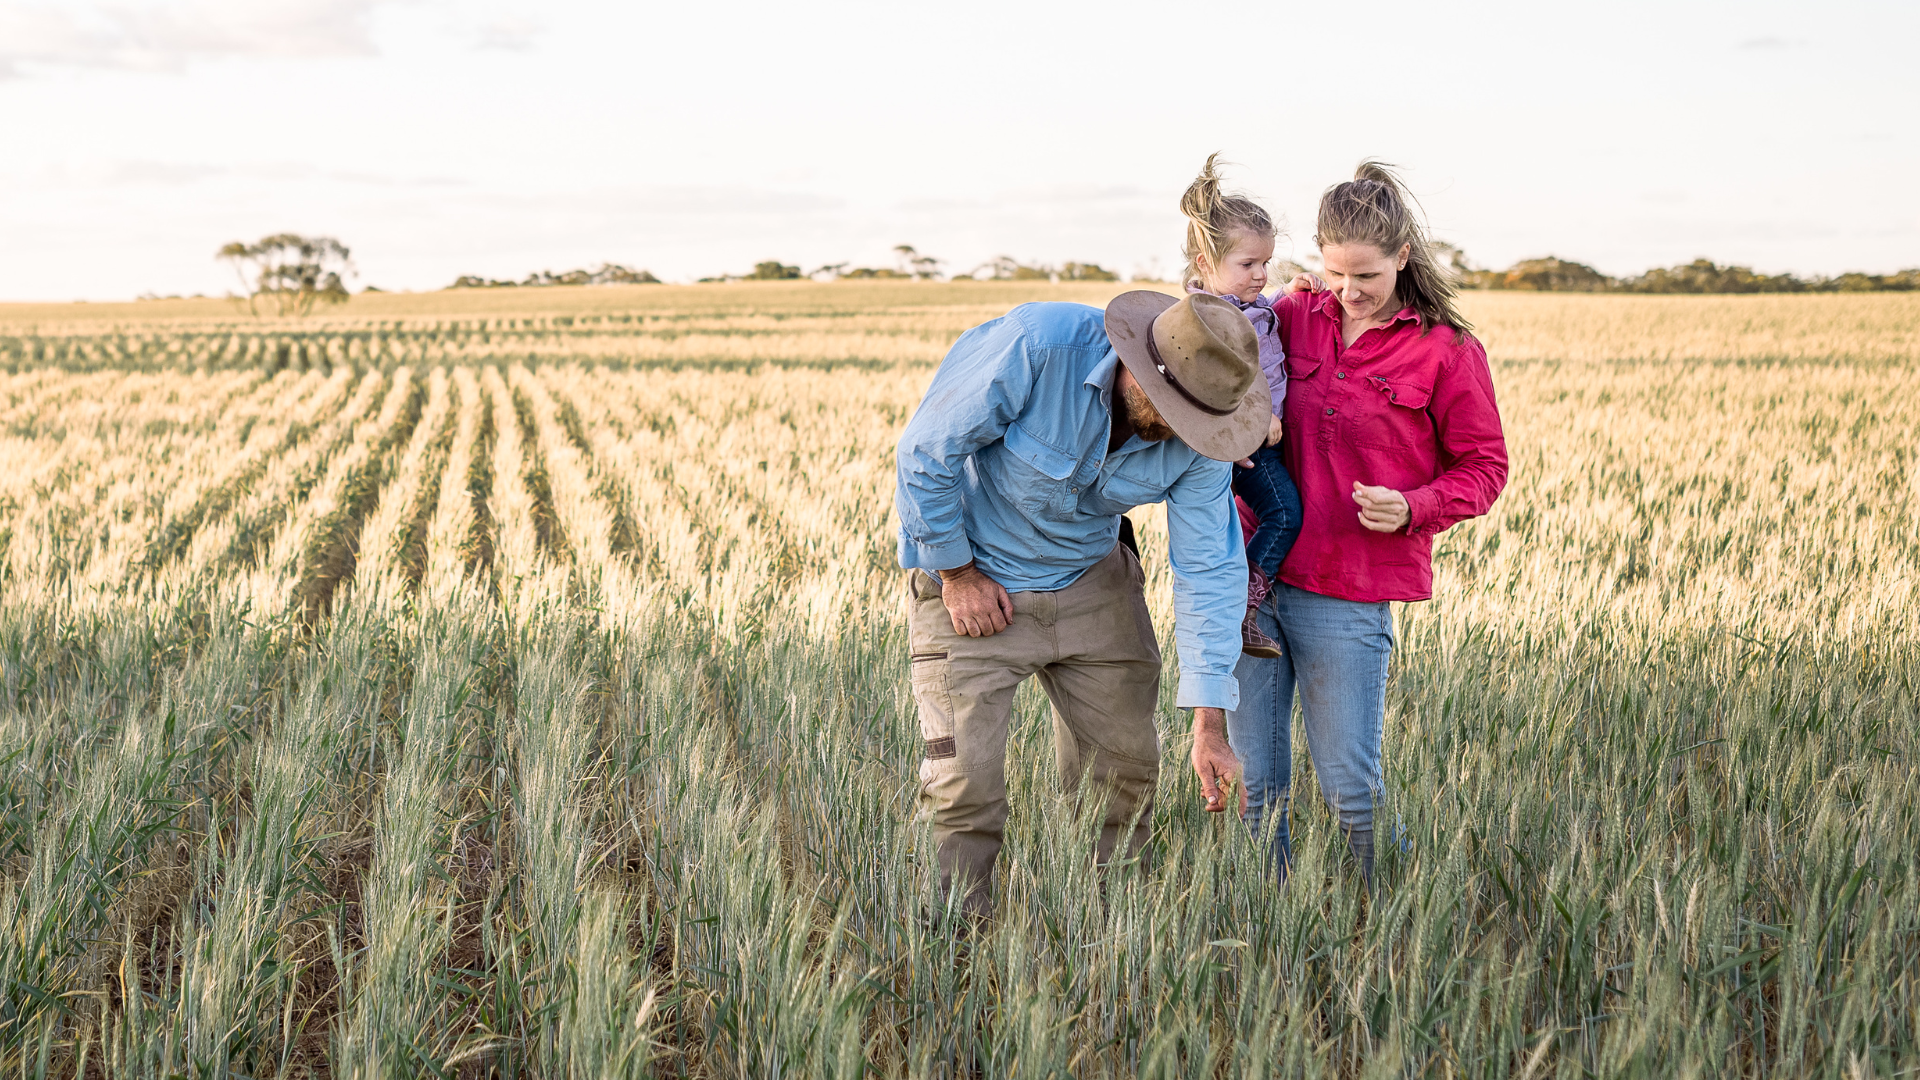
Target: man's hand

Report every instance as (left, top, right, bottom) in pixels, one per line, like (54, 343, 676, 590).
(1352, 482, 1411, 532)
(1191, 707, 1245, 816)
(940, 562, 1015, 637)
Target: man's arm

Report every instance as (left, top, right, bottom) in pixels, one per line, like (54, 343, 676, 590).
(894, 314, 1036, 572)
(1161, 456, 1248, 712)
(1164, 456, 1252, 814)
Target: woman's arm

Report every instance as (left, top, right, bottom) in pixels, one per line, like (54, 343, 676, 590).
(1401, 336, 1509, 535)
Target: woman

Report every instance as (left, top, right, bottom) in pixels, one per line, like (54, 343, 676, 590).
(1228, 162, 1508, 886)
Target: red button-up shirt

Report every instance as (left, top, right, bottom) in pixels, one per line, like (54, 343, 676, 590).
(1272, 290, 1508, 603)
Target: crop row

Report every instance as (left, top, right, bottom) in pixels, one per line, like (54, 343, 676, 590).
(0, 347, 1916, 1076)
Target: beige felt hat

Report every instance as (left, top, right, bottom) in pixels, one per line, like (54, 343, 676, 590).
(1104, 290, 1271, 462)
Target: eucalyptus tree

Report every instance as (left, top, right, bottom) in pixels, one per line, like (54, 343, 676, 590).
(217, 233, 355, 316)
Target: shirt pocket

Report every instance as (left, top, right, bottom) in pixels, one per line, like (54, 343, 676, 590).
(1352, 376, 1434, 451)
(999, 419, 1078, 516)
(1282, 354, 1326, 433)
(1087, 467, 1166, 517)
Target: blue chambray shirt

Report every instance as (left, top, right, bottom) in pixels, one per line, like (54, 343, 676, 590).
(895, 302, 1246, 711)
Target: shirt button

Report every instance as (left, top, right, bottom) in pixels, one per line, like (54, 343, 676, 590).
(1070, 487, 1078, 493)
(1325, 407, 1335, 415)
(1335, 372, 1347, 379)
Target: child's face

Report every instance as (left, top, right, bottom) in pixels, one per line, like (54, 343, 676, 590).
(1202, 232, 1274, 302)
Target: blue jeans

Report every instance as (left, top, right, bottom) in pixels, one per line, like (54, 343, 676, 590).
(1231, 445, 1302, 578)
(1226, 583, 1393, 883)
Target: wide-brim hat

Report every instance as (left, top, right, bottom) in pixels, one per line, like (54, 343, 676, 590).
(1104, 290, 1270, 462)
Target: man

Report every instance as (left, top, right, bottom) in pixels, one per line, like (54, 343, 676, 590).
(895, 290, 1269, 918)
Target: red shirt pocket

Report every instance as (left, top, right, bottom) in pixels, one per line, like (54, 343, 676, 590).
(1352, 374, 1435, 453)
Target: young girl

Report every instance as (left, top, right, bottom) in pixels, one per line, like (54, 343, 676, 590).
(1179, 155, 1312, 658)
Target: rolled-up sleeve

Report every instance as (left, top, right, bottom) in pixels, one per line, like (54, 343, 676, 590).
(1162, 456, 1247, 710)
(895, 317, 1035, 571)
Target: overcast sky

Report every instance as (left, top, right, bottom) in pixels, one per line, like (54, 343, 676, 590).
(2, 0, 1915, 300)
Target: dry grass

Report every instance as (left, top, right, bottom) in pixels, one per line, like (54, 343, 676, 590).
(0, 283, 1914, 1078)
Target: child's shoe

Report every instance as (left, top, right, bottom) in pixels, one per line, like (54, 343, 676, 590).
(1241, 607, 1283, 658)
(1241, 566, 1282, 657)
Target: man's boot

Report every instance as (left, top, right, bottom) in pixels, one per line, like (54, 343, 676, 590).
(1241, 567, 1283, 659)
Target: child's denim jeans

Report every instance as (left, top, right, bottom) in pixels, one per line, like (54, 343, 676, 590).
(1231, 445, 1302, 577)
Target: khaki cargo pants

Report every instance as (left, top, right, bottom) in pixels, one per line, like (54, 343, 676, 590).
(907, 543, 1163, 917)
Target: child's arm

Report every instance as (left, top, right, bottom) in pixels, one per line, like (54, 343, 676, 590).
(1280, 272, 1327, 296)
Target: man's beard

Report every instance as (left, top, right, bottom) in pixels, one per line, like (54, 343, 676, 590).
(1120, 379, 1177, 443)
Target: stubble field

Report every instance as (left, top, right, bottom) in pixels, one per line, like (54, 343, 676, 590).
(0, 282, 1916, 1078)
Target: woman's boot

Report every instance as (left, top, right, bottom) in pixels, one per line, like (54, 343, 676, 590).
(1347, 827, 1374, 890)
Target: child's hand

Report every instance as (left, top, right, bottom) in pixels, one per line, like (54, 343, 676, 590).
(1283, 272, 1327, 295)
(1265, 414, 1284, 447)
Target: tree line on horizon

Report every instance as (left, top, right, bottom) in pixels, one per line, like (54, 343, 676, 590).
(1444, 246, 1920, 294)
(691, 246, 1124, 285)
(197, 232, 1917, 310)
(454, 246, 1125, 288)
(467, 250, 1918, 294)
(449, 264, 662, 289)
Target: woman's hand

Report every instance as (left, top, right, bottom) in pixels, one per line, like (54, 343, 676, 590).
(1283, 272, 1327, 295)
(1352, 482, 1410, 532)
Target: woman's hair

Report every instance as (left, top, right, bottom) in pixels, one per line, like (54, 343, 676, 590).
(1315, 161, 1471, 339)
(1179, 153, 1278, 288)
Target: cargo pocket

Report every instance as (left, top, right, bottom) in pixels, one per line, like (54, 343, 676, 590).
(910, 651, 957, 760)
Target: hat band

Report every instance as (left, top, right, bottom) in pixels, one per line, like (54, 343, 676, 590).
(1145, 331, 1237, 417)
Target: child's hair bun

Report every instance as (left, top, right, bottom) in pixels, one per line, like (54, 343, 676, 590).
(1180, 154, 1278, 288)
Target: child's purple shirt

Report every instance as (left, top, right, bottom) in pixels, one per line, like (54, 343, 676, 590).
(1187, 284, 1286, 413)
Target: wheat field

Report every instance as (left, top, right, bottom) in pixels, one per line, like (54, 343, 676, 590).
(0, 283, 1916, 1078)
